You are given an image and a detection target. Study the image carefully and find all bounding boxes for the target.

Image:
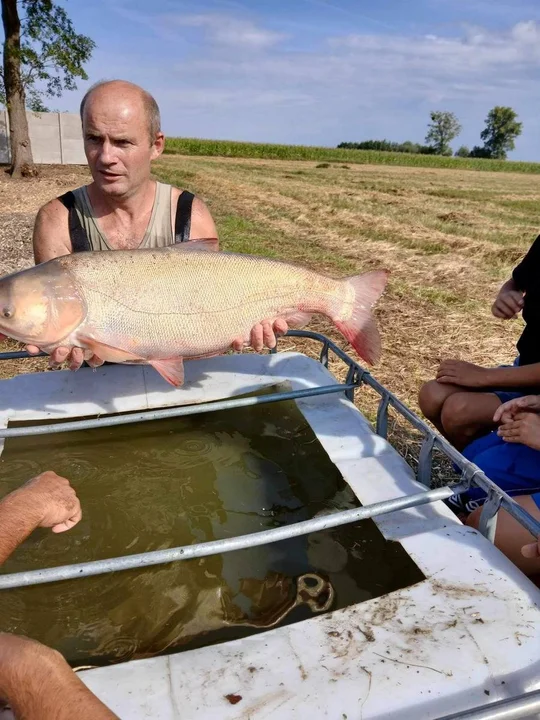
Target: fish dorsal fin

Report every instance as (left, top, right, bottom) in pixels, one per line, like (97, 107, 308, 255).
(176, 238, 220, 252)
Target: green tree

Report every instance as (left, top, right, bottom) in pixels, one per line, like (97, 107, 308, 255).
(469, 145, 491, 159)
(1, 0, 94, 177)
(425, 111, 462, 155)
(479, 106, 522, 160)
(454, 145, 470, 158)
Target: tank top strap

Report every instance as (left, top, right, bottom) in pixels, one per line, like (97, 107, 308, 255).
(57, 191, 91, 252)
(174, 190, 195, 242)
(71, 186, 110, 251)
(140, 181, 173, 248)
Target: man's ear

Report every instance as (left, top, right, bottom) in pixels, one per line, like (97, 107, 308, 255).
(151, 131, 165, 159)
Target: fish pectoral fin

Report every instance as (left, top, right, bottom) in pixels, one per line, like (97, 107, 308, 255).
(78, 337, 145, 364)
(282, 310, 313, 329)
(148, 357, 185, 387)
(79, 338, 185, 387)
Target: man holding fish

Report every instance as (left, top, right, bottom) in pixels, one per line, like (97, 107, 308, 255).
(26, 79, 289, 371)
(0, 79, 388, 386)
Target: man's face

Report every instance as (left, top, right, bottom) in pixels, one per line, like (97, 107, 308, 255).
(82, 90, 164, 198)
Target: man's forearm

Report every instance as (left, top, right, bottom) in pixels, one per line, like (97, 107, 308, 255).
(0, 493, 40, 565)
(483, 363, 540, 389)
(1, 649, 118, 719)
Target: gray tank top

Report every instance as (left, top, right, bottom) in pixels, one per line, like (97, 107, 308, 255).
(71, 182, 174, 251)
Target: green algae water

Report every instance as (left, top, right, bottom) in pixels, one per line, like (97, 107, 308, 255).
(0, 390, 423, 667)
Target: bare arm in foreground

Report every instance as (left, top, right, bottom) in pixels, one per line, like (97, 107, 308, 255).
(0, 472, 117, 719)
(0, 634, 118, 719)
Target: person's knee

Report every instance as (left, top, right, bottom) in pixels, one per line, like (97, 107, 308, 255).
(465, 506, 482, 530)
(441, 392, 498, 439)
(440, 393, 474, 435)
(418, 380, 445, 419)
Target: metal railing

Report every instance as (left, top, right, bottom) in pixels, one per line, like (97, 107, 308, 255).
(0, 331, 538, 590)
(435, 688, 540, 720)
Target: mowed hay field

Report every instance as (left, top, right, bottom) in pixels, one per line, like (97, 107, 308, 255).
(1, 156, 537, 473)
(152, 155, 534, 401)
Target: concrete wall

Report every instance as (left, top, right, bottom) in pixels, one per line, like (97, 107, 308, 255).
(0, 111, 86, 165)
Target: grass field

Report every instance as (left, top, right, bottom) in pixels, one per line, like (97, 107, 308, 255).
(152, 154, 538, 469)
(164, 137, 540, 174)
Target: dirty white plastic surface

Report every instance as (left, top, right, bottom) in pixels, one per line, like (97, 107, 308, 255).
(0, 353, 538, 720)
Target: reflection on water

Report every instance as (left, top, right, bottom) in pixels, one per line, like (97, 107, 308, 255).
(0, 389, 423, 667)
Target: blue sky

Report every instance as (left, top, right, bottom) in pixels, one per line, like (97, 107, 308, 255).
(9, 0, 540, 159)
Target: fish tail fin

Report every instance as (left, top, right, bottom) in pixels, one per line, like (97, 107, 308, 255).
(332, 270, 389, 365)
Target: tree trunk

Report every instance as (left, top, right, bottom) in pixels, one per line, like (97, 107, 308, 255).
(2, 0, 34, 177)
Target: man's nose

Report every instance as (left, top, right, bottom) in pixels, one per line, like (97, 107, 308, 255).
(98, 141, 117, 165)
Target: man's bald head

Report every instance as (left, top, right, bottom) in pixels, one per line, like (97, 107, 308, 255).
(79, 80, 161, 143)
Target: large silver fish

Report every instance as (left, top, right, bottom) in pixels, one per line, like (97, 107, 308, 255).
(0, 240, 388, 386)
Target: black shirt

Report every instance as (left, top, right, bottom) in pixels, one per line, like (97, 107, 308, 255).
(512, 234, 540, 366)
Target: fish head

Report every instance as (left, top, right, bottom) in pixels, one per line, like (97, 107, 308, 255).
(0, 261, 86, 347)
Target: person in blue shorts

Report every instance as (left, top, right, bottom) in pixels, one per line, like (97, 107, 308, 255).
(447, 395, 540, 579)
(418, 234, 540, 451)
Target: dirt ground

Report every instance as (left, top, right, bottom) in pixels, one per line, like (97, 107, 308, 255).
(0, 164, 91, 375)
(0, 164, 91, 274)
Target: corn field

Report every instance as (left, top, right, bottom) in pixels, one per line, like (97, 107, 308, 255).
(164, 137, 540, 174)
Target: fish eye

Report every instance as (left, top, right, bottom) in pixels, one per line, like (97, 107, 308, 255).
(2, 308, 12, 319)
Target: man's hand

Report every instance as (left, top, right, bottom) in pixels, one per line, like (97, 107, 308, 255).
(522, 538, 540, 559)
(497, 412, 540, 451)
(26, 345, 104, 371)
(493, 395, 540, 423)
(0, 472, 81, 566)
(231, 318, 289, 353)
(491, 283, 524, 319)
(436, 360, 490, 388)
(12, 471, 82, 533)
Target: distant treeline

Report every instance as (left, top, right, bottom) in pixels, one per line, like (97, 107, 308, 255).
(338, 107, 523, 160)
(337, 140, 437, 155)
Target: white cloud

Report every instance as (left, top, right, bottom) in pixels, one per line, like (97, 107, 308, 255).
(331, 20, 540, 73)
(157, 13, 288, 49)
(171, 20, 540, 111)
(164, 87, 312, 109)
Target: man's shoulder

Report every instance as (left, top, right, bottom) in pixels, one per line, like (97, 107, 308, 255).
(33, 190, 78, 262)
(36, 186, 85, 219)
(167, 185, 209, 215)
(158, 182, 216, 237)
(167, 185, 195, 200)
(36, 197, 68, 224)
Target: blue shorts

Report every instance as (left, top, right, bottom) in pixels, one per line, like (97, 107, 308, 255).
(488, 356, 540, 404)
(447, 431, 540, 514)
